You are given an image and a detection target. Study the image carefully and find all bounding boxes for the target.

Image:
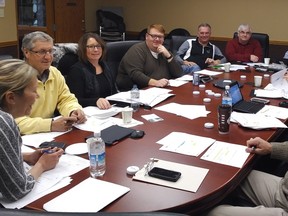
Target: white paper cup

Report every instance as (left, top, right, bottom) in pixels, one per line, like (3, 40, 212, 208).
(254, 75, 263, 87)
(264, 58, 270, 65)
(224, 63, 231, 72)
(122, 107, 133, 124)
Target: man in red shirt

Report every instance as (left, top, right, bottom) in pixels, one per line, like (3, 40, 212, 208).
(225, 24, 263, 63)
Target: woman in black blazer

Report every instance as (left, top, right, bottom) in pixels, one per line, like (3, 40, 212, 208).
(66, 33, 117, 109)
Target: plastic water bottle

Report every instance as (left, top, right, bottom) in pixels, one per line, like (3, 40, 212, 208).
(222, 85, 232, 107)
(89, 130, 106, 177)
(130, 84, 140, 111)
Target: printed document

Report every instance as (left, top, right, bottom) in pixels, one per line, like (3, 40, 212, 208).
(201, 141, 250, 168)
(157, 132, 215, 156)
(155, 102, 210, 120)
(106, 87, 174, 107)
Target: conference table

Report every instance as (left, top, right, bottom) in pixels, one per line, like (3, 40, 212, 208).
(27, 67, 286, 215)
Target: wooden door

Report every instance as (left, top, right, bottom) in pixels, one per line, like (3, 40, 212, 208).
(53, 0, 85, 43)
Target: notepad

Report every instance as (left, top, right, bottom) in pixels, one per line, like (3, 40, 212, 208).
(43, 177, 130, 212)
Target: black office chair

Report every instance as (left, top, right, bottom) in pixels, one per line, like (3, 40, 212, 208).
(138, 28, 147, 40)
(170, 35, 196, 55)
(106, 40, 141, 80)
(96, 9, 126, 42)
(164, 28, 191, 51)
(57, 52, 79, 77)
(166, 28, 191, 40)
(233, 32, 270, 58)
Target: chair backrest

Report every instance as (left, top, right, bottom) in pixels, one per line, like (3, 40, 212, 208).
(57, 52, 79, 77)
(96, 9, 125, 33)
(233, 32, 269, 58)
(170, 35, 196, 55)
(106, 40, 141, 80)
(138, 28, 147, 40)
(166, 28, 191, 40)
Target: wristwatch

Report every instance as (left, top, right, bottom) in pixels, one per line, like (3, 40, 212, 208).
(166, 54, 173, 60)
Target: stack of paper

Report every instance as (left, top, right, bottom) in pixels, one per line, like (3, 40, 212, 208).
(201, 141, 250, 168)
(231, 111, 287, 129)
(106, 87, 174, 107)
(155, 102, 210, 120)
(157, 131, 215, 156)
(0, 155, 89, 209)
(83, 106, 121, 119)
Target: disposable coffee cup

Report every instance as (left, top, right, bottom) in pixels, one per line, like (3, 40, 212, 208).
(224, 63, 231, 72)
(254, 75, 263, 87)
(122, 107, 133, 124)
(264, 58, 270, 65)
(218, 104, 232, 134)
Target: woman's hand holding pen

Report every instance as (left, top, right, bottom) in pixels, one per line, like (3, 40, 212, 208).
(246, 137, 272, 155)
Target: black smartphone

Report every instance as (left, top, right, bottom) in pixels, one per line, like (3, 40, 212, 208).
(148, 167, 181, 182)
(39, 141, 65, 149)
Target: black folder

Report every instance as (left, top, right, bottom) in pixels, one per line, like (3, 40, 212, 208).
(86, 125, 135, 146)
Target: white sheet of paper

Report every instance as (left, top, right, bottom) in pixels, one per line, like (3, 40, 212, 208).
(43, 177, 130, 212)
(141, 114, 164, 122)
(201, 141, 251, 168)
(175, 74, 193, 81)
(168, 79, 188, 87)
(73, 116, 143, 132)
(230, 111, 287, 129)
(155, 103, 210, 120)
(257, 105, 288, 120)
(133, 159, 209, 193)
(21, 131, 67, 148)
(82, 106, 121, 118)
(157, 132, 215, 156)
(106, 87, 174, 107)
(195, 69, 223, 76)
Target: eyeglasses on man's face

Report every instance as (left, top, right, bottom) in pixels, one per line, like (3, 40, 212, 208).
(147, 33, 165, 40)
(86, 45, 102, 50)
(29, 48, 56, 57)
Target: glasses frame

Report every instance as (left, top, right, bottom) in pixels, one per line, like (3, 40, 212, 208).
(147, 33, 165, 40)
(29, 48, 56, 57)
(86, 45, 102, 50)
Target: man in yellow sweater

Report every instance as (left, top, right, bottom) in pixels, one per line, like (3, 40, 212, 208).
(16, 31, 86, 134)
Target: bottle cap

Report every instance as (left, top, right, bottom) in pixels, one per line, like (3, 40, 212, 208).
(94, 130, 101, 137)
(204, 122, 214, 129)
(127, 166, 140, 175)
(203, 98, 211, 103)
